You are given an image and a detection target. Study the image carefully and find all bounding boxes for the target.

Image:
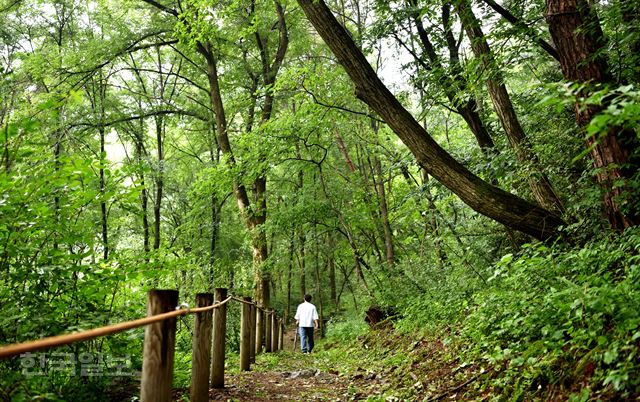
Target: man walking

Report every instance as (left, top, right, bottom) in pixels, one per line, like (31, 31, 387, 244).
(294, 294, 319, 354)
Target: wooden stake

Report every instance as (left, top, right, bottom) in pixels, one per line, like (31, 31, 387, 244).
(255, 308, 263, 355)
(293, 327, 298, 351)
(278, 320, 284, 350)
(265, 310, 272, 353)
(250, 303, 256, 363)
(210, 288, 227, 388)
(190, 293, 213, 402)
(240, 296, 252, 371)
(140, 289, 179, 402)
(271, 313, 278, 352)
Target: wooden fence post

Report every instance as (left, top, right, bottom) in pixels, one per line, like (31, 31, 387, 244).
(265, 310, 272, 353)
(271, 312, 278, 352)
(278, 320, 284, 351)
(250, 303, 256, 363)
(240, 296, 252, 371)
(210, 288, 227, 388)
(255, 308, 263, 355)
(190, 293, 213, 402)
(140, 289, 179, 402)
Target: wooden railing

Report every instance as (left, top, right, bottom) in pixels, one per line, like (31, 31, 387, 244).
(0, 288, 285, 402)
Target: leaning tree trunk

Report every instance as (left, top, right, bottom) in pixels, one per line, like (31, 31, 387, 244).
(296, 0, 564, 240)
(545, 0, 638, 230)
(456, 0, 564, 215)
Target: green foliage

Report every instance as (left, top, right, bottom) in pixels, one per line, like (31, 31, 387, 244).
(325, 316, 369, 343)
(2, 0, 640, 400)
(464, 231, 640, 397)
(393, 229, 640, 399)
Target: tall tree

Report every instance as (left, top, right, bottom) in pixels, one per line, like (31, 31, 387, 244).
(141, 0, 289, 306)
(455, 0, 564, 214)
(545, 0, 638, 230)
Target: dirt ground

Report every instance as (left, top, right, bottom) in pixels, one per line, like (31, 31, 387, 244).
(174, 328, 364, 401)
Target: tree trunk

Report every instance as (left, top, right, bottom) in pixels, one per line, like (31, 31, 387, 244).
(335, 130, 357, 172)
(252, 228, 269, 307)
(456, 0, 564, 215)
(208, 132, 221, 290)
(298, 228, 306, 296)
(209, 194, 220, 290)
(327, 233, 337, 306)
(135, 133, 151, 258)
(545, 0, 638, 229)
(296, 0, 564, 240)
(53, 127, 61, 252)
(374, 157, 395, 266)
(198, 41, 270, 304)
(153, 115, 163, 251)
(99, 126, 108, 261)
(287, 229, 294, 320)
(313, 225, 323, 334)
(190, 0, 288, 307)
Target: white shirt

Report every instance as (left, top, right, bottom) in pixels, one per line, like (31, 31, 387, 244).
(294, 301, 319, 327)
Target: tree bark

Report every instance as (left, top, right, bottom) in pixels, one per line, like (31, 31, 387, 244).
(127, 62, 151, 259)
(545, 0, 638, 229)
(296, 0, 564, 240)
(313, 225, 324, 334)
(198, 40, 271, 304)
(88, 73, 110, 261)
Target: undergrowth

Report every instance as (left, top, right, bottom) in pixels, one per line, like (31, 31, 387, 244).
(325, 228, 640, 401)
(460, 229, 640, 400)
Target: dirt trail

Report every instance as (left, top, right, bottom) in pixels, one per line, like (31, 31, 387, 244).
(203, 367, 351, 401)
(175, 328, 365, 401)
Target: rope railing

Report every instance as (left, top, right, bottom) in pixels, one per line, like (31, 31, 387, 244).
(0, 296, 234, 360)
(0, 289, 286, 402)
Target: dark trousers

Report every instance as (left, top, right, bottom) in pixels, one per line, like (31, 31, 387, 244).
(299, 327, 315, 353)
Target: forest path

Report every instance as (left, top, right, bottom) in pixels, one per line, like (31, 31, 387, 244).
(169, 325, 494, 401)
(173, 327, 384, 401)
